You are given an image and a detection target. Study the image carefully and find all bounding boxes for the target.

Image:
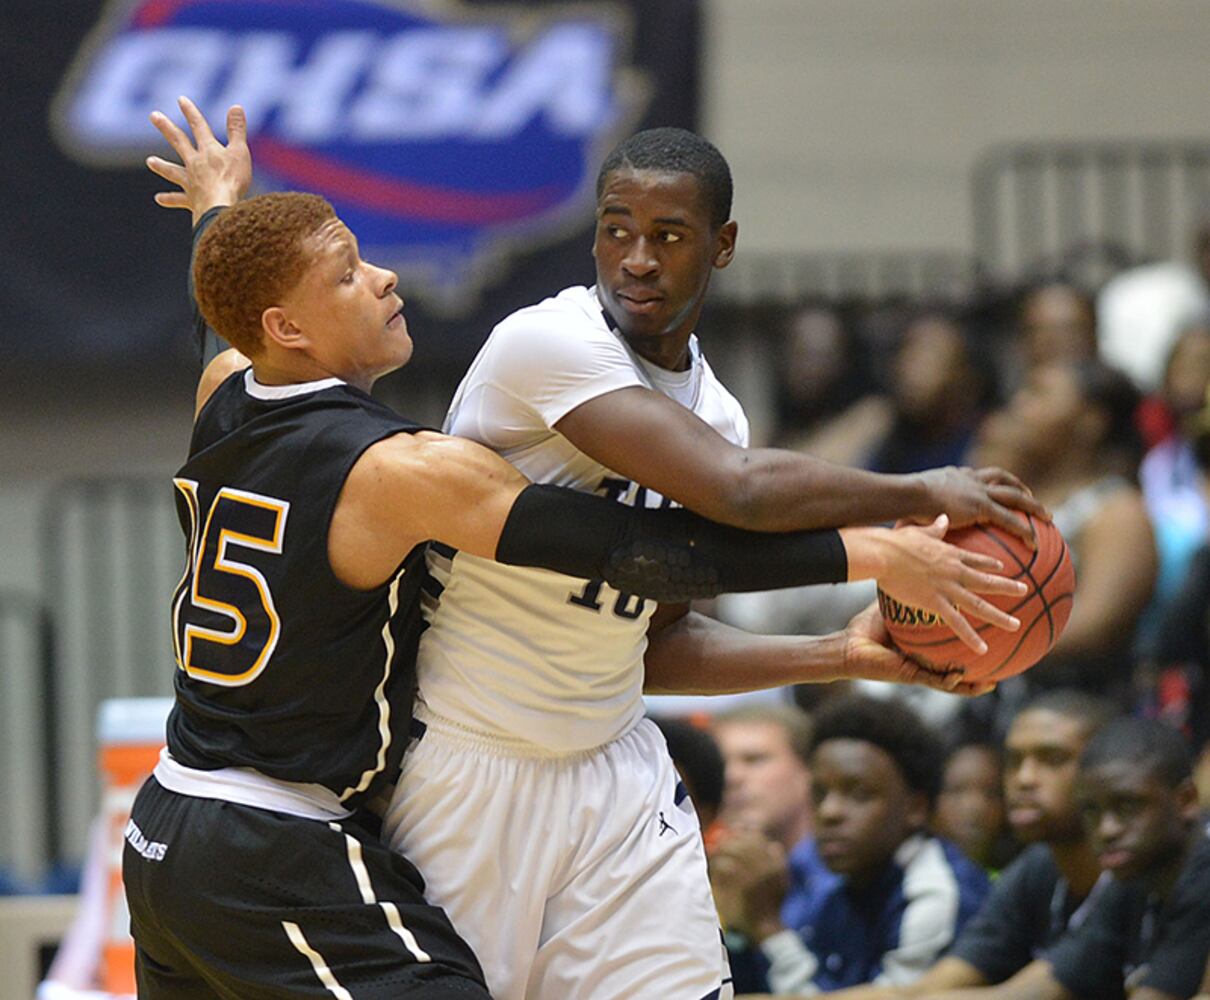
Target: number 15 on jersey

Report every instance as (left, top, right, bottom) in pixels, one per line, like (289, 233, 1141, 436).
(172, 480, 289, 687)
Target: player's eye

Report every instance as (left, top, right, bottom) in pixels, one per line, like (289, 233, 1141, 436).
(659, 231, 682, 243)
(607, 225, 628, 239)
(340, 270, 355, 285)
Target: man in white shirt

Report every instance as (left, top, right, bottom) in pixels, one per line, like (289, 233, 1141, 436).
(382, 129, 1046, 1000)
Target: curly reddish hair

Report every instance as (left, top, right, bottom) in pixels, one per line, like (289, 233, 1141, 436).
(193, 192, 336, 356)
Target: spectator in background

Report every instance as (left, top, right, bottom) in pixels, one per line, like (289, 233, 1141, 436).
(970, 360, 1156, 700)
(1142, 385, 1210, 749)
(772, 305, 884, 467)
(794, 690, 1117, 999)
(1017, 281, 1098, 372)
(1098, 216, 1210, 394)
(652, 715, 726, 833)
(1137, 314, 1210, 450)
(711, 705, 829, 994)
(865, 312, 990, 476)
(1137, 319, 1210, 646)
(932, 741, 1014, 877)
(712, 707, 825, 913)
(717, 696, 988, 993)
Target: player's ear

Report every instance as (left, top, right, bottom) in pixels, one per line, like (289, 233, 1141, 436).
(261, 307, 307, 352)
(713, 221, 737, 269)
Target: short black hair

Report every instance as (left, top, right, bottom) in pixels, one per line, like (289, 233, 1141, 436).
(1018, 688, 1120, 737)
(652, 717, 725, 814)
(1081, 717, 1193, 788)
(811, 695, 944, 805)
(596, 127, 734, 229)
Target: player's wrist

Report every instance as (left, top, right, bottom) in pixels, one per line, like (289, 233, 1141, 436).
(190, 186, 243, 225)
(839, 526, 894, 582)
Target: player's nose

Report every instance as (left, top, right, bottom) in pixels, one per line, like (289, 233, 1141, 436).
(372, 263, 398, 297)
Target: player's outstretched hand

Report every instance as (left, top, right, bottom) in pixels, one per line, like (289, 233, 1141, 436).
(839, 602, 995, 696)
(917, 464, 1049, 549)
(147, 97, 251, 225)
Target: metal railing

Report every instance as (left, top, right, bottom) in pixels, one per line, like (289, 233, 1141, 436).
(0, 591, 54, 884)
(39, 479, 181, 870)
(712, 250, 982, 306)
(972, 140, 1210, 284)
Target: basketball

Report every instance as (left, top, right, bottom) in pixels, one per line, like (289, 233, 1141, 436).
(878, 515, 1075, 682)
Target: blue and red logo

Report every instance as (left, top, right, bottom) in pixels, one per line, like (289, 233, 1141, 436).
(54, 0, 649, 308)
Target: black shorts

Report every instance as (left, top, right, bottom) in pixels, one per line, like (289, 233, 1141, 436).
(122, 776, 491, 999)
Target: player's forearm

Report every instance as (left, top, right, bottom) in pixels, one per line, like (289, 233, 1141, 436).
(496, 484, 849, 602)
(643, 611, 848, 694)
(191, 207, 232, 360)
(726, 448, 934, 532)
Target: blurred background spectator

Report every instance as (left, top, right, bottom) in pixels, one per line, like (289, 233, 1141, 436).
(930, 739, 1015, 877)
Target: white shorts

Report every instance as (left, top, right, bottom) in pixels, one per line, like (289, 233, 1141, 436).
(382, 709, 733, 1000)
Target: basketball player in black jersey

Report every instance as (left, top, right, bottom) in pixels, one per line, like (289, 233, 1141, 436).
(124, 98, 1031, 999)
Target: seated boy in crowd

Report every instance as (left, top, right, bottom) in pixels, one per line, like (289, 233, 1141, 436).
(931, 738, 1013, 877)
(808, 689, 1118, 999)
(1039, 717, 1210, 1000)
(715, 695, 989, 992)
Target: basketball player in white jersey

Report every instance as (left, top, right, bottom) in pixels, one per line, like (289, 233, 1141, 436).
(380, 129, 1047, 1000)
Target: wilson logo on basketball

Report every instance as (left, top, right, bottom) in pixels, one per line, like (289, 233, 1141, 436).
(52, 0, 650, 309)
(876, 590, 942, 629)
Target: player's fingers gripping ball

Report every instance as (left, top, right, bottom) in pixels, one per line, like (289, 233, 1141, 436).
(878, 515, 1075, 682)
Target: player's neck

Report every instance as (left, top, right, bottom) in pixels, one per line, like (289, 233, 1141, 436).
(1049, 837, 1102, 899)
(622, 330, 692, 371)
(250, 355, 375, 394)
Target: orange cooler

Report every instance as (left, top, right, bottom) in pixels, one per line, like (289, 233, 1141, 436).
(97, 697, 173, 994)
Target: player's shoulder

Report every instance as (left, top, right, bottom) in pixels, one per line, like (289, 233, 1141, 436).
(490, 285, 604, 344)
(353, 428, 447, 476)
(354, 429, 508, 486)
(195, 348, 251, 417)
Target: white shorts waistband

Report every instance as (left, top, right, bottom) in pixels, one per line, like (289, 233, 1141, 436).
(412, 702, 645, 760)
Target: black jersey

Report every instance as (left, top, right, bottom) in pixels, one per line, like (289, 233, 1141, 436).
(166, 369, 426, 809)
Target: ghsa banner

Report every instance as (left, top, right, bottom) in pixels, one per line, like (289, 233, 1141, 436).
(53, 0, 651, 311)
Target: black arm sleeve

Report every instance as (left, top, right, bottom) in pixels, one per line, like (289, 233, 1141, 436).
(190, 206, 232, 365)
(495, 483, 848, 602)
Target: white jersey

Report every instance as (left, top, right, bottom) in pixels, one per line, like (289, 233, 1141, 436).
(417, 284, 749, 752)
